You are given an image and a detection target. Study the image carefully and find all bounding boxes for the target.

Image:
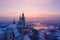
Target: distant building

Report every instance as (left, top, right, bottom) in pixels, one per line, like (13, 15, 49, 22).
(10, 20, 23, 40)
(12, 19, 16, 24)
(4, 27, 14, 40)
(0, 28, 5, 40)
(18, 13, 25, 27)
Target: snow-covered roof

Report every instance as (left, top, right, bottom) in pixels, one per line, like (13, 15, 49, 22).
(57, 37, 60, 39)
(4, 27, 13, 33)
(48, 25, 55, 29)
(23, 35, 31, 40)
(8, 24, 20, 37)
(45, 31, 51, 35)
(54, 31, 60, 37)
(0, 28, 5, 34)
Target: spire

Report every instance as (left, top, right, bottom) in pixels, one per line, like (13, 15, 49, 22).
(12, 19, 16, 24)
(22, 12, 24, 17)
(18, 12, 25, 27)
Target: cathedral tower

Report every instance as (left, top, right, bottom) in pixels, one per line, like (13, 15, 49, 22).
(18, 12, 25, 27)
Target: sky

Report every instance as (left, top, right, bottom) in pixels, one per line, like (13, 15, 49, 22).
(0, 0, 60, 20)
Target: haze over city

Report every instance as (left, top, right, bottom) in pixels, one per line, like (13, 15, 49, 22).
(0, 0, 60, 40)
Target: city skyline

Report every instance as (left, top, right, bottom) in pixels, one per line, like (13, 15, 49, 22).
(0, 1, 60, 40)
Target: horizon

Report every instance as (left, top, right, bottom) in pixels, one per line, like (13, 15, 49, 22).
(0, 0, 60, 21)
